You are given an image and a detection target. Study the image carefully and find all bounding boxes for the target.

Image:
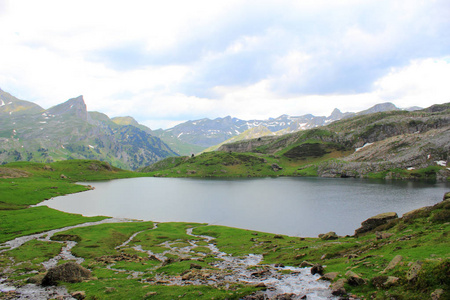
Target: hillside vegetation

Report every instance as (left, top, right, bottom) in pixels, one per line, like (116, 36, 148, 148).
(141, 104, 450, 181)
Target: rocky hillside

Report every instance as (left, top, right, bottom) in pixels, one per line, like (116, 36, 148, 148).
(142, 103, 449, 181)
(154, 102, 411, 154)
(0, 90, 177, 170)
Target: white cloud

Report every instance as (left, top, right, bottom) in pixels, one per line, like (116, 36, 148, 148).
(0, 0, 449, 129)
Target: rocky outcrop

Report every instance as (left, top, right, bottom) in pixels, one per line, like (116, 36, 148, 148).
(41, 262, 91, 286)
(355, 212, 398, 235)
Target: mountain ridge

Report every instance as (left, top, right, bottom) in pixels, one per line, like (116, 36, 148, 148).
(0, 91, 177, 170)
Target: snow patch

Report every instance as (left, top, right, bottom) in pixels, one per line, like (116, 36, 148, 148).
(177, 133, 184, 138)
(407, 167, 415, 170)
(61, 145, 65, 149)
(435, 160, 447, 167)
(39, 121, 47, 124)
(0, 100, 4, 106)
(88, 145, 95, 149)
(355, 143, 373, 152)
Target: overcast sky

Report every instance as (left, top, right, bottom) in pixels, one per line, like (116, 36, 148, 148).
(1, 0, 450, 129)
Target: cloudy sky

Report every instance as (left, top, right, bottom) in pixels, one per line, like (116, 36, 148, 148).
(1, 0, 450, 129)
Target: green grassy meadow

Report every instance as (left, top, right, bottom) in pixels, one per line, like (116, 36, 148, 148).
(0, 159, 449, 299)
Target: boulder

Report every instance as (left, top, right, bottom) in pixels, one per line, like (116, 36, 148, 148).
(406, 261, 422, 281)
(345, 271, 366, 286)
(355, 212, 398, 235)
(311, 264, 324, 275)
(382, 255, 403, 273)
(431, 288, 444, 300)
(71, 291, 86, 300)
(299, 261, 314, 268)
(320, 272, 339, 281)
(331, 278, 347, 296)
(271, 163, 283, 172)
(41, 262, 91, 286)
(375, 231, 394, 240)
(319, 231, 338, 240)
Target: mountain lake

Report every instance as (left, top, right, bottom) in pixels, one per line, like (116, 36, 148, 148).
(37, 177, 450, 237)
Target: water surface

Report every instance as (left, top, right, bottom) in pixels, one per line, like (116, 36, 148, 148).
(38, 177, 449, 237)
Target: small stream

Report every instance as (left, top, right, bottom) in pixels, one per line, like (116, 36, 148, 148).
(1, 220, 337, 299)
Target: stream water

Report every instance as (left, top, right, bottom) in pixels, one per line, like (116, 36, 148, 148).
(0, 220, 336, 299)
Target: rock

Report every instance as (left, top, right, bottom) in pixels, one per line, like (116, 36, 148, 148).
(41, 262, 91, 286)
(431, 288, 444, 300)
(274, 294, 296, 299)
(375, 231, 394, 240)
(319, 231, 338, 240)
(299, 261, 314, 268)
(71, 291, 86, 300)
(60, 174, 67, 179)
(331, 278, 347, 296)
(295, 253, 306, 259)
(190, 263, 202, 270)
(321, 272, 339, 281)
(384, 276, 399, 287)
(345, 271, 366, 286)
(105, 287, 116, 293)
(406, 261, 422, 281)
(355, 212, 398, 235)
(311, 264, 324, 275)
(26, 274, 45, 285)
(382, 255, 403, 272)
(444, 192, 450, 201)
(272, 163, 283, 171)
(145, 291, 158, 297)
(274, 234, 284, 239)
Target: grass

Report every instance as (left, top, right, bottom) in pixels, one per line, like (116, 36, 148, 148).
(0, 206, 107, 243)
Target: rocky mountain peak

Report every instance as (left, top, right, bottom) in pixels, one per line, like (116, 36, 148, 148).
(46, 96, 90, 121)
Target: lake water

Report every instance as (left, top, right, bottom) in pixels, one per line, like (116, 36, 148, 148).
(38, 177, 450, 237)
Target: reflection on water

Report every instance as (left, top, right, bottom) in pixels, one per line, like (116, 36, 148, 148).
(38, 177, 450, 237)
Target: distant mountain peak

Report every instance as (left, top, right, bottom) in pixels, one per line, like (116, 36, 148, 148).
(47, 95, 89, 121)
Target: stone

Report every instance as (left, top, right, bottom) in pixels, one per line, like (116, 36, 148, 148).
(382, 255, 403, 272)
(311, 264, 324, 275)
(41, 262, 91, 286)
(144, 291, 158, 297)
(406, 261, 422, 281)
(375, 231, 394, 240)
(71, 291, 86, 300)
(105, 287, 116, 293)
(320, 272, 339, 281)
(355, 212, 398, 235)
(384, 276, 399, 287)
(431, 288, 444, 300)
(60, 174, 67, 179)
(319, 231, 339, 240)
(190, 263, 202, 270)
(331, 278, 347, 296)
(271, 163, 283, 171)
(345, 271, 366, 286)
(299, 261, 314, 268)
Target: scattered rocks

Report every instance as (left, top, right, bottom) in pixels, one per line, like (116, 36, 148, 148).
(355, 212, 398, 235)
(384, 276, 399, 287)
(41, 262, 91, 286)
(319, 231, 339, 240)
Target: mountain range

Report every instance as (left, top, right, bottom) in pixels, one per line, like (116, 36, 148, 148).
(154, 102, 420, 154)
(0, 89, 176, 170)
(0, 88, 424, 169)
